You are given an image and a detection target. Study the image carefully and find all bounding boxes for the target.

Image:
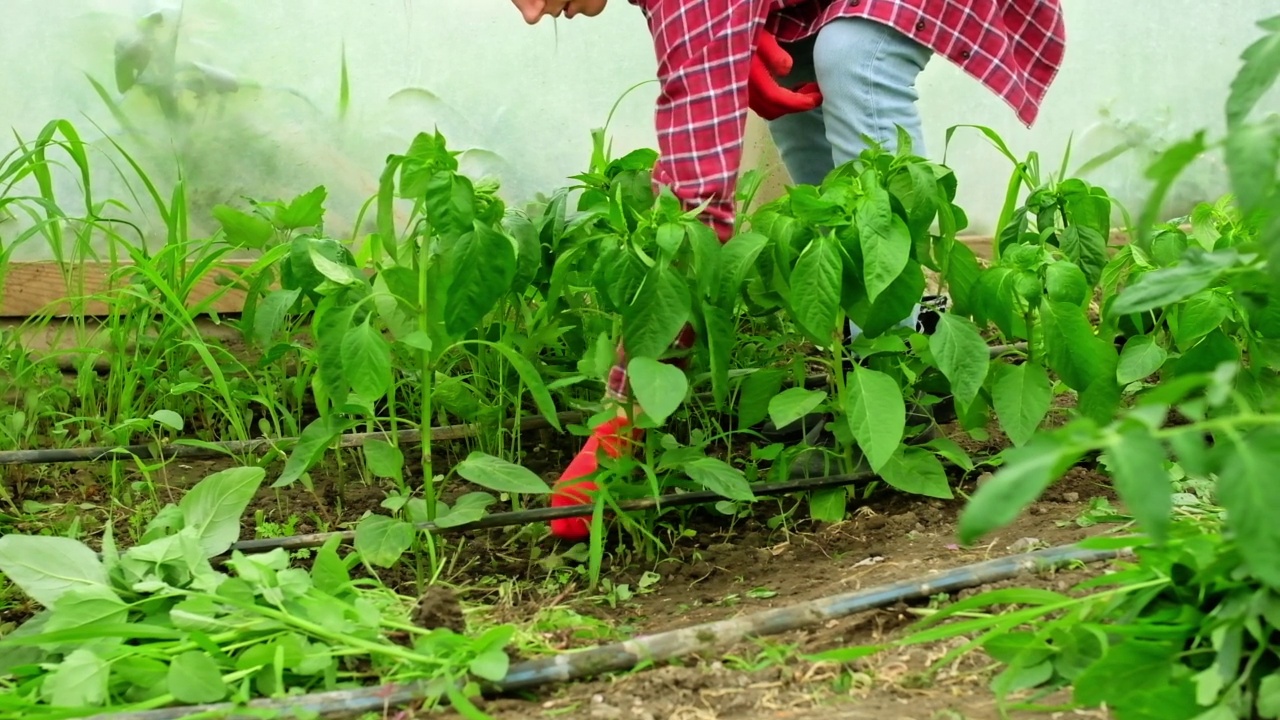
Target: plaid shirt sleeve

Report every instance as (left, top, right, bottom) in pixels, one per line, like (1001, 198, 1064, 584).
(634, 0, 774, 242)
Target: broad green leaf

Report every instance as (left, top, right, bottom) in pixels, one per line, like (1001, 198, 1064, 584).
(0, 535, 110, 607)
(843, 366, 905, 472)
(212, 204, 273, 249)
(929, 315, 990, 409)
(937, 237, 981, 317)
(1226, 16, 1280, 128)
(857, 174, 912, 302)
(809, 486, 848, 523)
(168, 651, 228, 704)
(1102, 430, 1171, 543)
(341, 316, 393, 405)
(1218, 427, 1280, 588)
(854, 260, 925, 339)
(1110, 250, 1240, 315)
(445, 224, 516, 337)
(41, 648, 109, 707)
(276, 414, 355, 487)
(1059, 226, 1108, 287)
(252, 288, 301, 347)
(1045, 261, 1089, 305)
(276, 185, 327, 229)
(622, 265, 692, 360)
(179, 467, 265, 558)
(957, 436, 1083, 544)
(45, 585, 128, 634)
(1258, 672, 1280, 719)
(363, 440, 404, 482)
(433, 492, 497, 529)
(717, 232, 768, 304)
(1225, 116, 1280, 215)
(311, 536, 351, 594)
(684, 457, 755, 502)
(1173, 291, 1230, 350)
(1117, 335, 1168, 384)
(354, 515, 415, 568)
(149, 409, 184, 432)
(703, 303, 734, 407)
(880, 448, 952, 499)
(312, 298, 356, 406)
(469, 648, 510, 682)
(973, 266, 1025, 340)
(1041, 300, 1117, 393)
(767, 387, 828, 430)
(790, 234, 842, 343)
(628, 357, 688, 425)
(308, 245, 364, 287)
(1073, 641, 1179, 709)
(738, 369, 784, 430)
(991, 362, 1052, 447)
(425, 171, 476, 237)
(456, 452, 551, 494)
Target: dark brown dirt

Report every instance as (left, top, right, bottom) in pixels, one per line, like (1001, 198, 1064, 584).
(413, 585, 467, 634)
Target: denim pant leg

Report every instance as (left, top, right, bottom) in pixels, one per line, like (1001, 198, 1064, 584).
(766, 18, 933, 345)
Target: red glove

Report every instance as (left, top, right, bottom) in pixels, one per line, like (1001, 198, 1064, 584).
(749, 29, 822, 120)
(549, 416, 639, 540)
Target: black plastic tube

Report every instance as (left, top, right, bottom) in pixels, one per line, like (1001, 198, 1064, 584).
(86, 541, 1117, 720)
(221, 467, 901, 556)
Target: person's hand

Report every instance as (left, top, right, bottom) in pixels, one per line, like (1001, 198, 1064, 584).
(511, 0, 607, 25)
(748, 29, 822, 120)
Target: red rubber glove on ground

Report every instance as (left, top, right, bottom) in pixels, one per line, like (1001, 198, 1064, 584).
(749, 29, 823, 120)
(549, 415, 639, 540)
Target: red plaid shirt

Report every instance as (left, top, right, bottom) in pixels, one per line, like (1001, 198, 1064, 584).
(631, 0, 1066, 239)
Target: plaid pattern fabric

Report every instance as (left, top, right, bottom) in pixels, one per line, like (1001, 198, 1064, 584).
(630, 0, 1066, 237)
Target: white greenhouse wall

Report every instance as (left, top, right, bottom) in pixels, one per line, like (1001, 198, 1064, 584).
(1, 0, 1278, 260)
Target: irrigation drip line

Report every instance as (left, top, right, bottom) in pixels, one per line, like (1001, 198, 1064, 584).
(89, 540, 1118, 720)
(223, 466, 930, 556)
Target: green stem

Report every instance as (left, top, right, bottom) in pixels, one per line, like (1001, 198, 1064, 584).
(418, 234, 436, 522)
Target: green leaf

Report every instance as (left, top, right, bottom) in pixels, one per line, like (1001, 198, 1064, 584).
(1117, 335, 1168, 385)
(212, 205, 273, 249)
(1258, 672, 1280, 719)
(628, 357, 688, 425)
(684, 457, 755, 502)
(1059, 226, 1108, 287)
(445, 224, 516, 336)
(1225, 116, 1280, 215)
(44, 585, 129, 634)
(857, 174, 912, 302)
(425, 171, 476, 237)
(41, 648, 109, 707)
(767, 388, 827, 431)
(1227, 16, 1280, 128)
(1073, 641, 1178, 709)
(808, 486, 848, 523)
(308, 245, 364, 287)
(1041, 300, 1117, 394)
(178, 467, 265, 558)
(354, 515, 415, 568)
(252, 288, 301, 347)
(738, 369, 784, 430)
(703, 303, 734, 407)
(1102, 430, 1171, 543)
(929, 315, 990, 409)
(433, 492, 497, 529)
(469, 648, 510, 682)
(1218, 427, 1280, 588)
(456, 452, 551, 495)
(622, 265, 692, 360)
(790, 234, 843, 343)
(363, 440, 404, 482)
(717, 232, 768, 304)
(843, 366, 905, 472)
(168, 651, 228, 704)
(149, 409, 184, 432)
(1173, 291, 1230, 350)
(276, 414, 355, 488)
(341, 316, 394, 405)
(880, 448, 952, 499)
(460, 340, 561, 431)
(1045, 261, 1089, 305)
(1110, 250, 1240, 315)
(0, 535, 110, 607)
(276, 185, 327, 229)
(991, 362, 1052, 447)
(957, 436, 1082, 544)
(854, 260, 926, 339)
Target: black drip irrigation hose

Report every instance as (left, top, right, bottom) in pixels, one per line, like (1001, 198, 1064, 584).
(222, 466, 932, 557)
(87, 541, 1119, 720)
(0, 343, 1029, 468)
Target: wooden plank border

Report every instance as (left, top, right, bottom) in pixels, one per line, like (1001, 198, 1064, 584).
(0, 231, 1137, 319)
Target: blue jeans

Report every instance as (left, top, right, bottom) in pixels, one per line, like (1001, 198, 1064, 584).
(766, 18, 933, 343)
